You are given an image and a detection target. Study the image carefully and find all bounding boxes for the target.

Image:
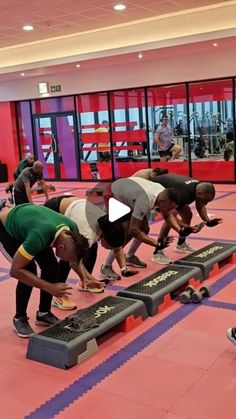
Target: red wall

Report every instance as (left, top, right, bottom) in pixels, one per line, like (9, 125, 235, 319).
(0, 102, 19, 181)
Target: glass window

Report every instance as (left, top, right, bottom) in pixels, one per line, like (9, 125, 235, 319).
(189, 79, 234, 181)
(76, 93, 112, 180)
(16, 101, 34, 158)
(110, 88, 148, 178)
(31, 96, 74, 114)
(147, 84, 189, 175)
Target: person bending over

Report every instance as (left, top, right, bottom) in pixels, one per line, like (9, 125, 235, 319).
(132, 167, 169, 182)
(44, 195, 137, 309)
(101, 176, 179, 279)
(0, 203, 88, 338)
(154, 174, 222, 264)
(12, 160, 49, 205)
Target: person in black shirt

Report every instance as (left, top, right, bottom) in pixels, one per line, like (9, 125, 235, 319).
(153, 174, 222, 264)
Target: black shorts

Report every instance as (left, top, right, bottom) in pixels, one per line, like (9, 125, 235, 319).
(44, 195, 74, 212)
(159, 145, 174, 158)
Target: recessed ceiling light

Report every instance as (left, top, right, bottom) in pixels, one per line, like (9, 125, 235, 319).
(138, 53, 143, 59)
(76, 64, 81, 68)
(213, 42, 218, 47)
(22, 25, 34, 31)
(114, 4, 126, 11)
(21, 72, 25, 76)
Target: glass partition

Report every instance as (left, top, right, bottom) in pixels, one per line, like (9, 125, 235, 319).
(109, 88, 148, 178)
(76, 93, 112, 180)
(147, 84, 189, 175)
(189, 79, 234, 181)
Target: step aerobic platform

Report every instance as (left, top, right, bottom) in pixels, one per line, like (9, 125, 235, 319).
(26, 296, 148, 369)
(177, 241, 236, 279)
(117, 264, 202, 316)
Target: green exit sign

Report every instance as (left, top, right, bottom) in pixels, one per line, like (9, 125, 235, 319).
(50, 85, 61, 93)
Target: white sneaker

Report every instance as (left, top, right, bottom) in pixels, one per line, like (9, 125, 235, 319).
(176, 243, 197, 253)
(227, 328, 236, 345)
(152, 251, 172, 265)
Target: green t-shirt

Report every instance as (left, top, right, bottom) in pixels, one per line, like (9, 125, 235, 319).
(5, 204, 77, 260)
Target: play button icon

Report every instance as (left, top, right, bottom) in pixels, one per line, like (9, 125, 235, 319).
(108, 198, 131, 222)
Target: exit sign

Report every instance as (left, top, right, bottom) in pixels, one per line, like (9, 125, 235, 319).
(50, 85, 61, 93)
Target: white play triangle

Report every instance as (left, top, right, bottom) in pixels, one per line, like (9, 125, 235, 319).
(108, 198, 131, 222)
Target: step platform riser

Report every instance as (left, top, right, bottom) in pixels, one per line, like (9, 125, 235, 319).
(26, 296, 147, 369)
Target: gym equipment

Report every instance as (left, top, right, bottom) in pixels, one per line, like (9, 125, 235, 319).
(117, 264, 202, 316)
(180, 285, 195, 304)
(191, 285, 210, 303)
(177, 242, 236, 279)
(26, 296, 147, 369)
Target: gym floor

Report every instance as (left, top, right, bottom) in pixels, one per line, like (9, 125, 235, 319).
(0, 181, 235, 419)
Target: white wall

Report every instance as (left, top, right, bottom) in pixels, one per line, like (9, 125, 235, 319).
(0, 46, 235, 101)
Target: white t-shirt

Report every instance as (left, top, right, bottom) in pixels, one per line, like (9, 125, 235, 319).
(111, 177, 165, 220)
(65, 199, 104, 247)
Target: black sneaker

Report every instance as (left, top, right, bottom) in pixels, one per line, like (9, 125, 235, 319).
(35, 311, 60, 326)
(125, 255, 147, 268)
(227, 327, 236, 345)
(13, 316, 35, 338)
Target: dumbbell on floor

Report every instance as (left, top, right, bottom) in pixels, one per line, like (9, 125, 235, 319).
(191, 286, 210, 303)
(180, 285, 195, 304)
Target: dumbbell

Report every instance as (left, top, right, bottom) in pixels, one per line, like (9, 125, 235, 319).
(191, 286, 210, 303)
(180, 285, 195, 304)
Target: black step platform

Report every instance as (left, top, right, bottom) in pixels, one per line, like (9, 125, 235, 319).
(177, 242, 236, 279)
(117, 264, 202, 316)
(26, 296, 147, 369)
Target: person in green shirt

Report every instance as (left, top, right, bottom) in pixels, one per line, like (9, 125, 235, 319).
(0, 203, 89, 338)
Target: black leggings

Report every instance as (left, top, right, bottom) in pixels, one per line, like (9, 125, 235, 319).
(0, 221, 60, 317)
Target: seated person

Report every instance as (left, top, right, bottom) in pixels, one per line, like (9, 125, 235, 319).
(155, 116, 181, 161)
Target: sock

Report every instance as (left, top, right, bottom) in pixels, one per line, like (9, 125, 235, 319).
(104, 250, 116, 266)
(126, 238, 141, 258)
(177, 237, 186, 246)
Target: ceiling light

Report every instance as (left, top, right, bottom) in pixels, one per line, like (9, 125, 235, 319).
(21, 72, 25, 76)
(114, 4, 126, 11)
(22, 25, 34, 31)
(213, 42, 218, 47)
(138, 53, 143, 59)
(76, 64, 81, 68)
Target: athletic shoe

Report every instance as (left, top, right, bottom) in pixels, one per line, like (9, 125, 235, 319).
(35, 311, 60, 326)
(100, 265, 121, 280)
(13, 316, 34, 338)
(152, 251, 172, 265)
(227, 328, 236, 345)
(125, 255, 147, 268)
(52, 297, 77, 310)
(176, 243, 197, 253)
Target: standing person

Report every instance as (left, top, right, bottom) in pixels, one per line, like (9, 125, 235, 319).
(155, 116, 181, 161)
(96, 120, 110, 162)
(101, 177, 179, 279)
(12, 160, 49, 205)
(44, 195, 138, 308)
(154, 173, 222, 264)
(0, 203, 88, 338)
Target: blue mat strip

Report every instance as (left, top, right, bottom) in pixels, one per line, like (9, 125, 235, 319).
(26, 268, 236, 419)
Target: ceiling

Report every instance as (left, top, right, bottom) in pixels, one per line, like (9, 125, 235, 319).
(0, 0, 236, 79)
